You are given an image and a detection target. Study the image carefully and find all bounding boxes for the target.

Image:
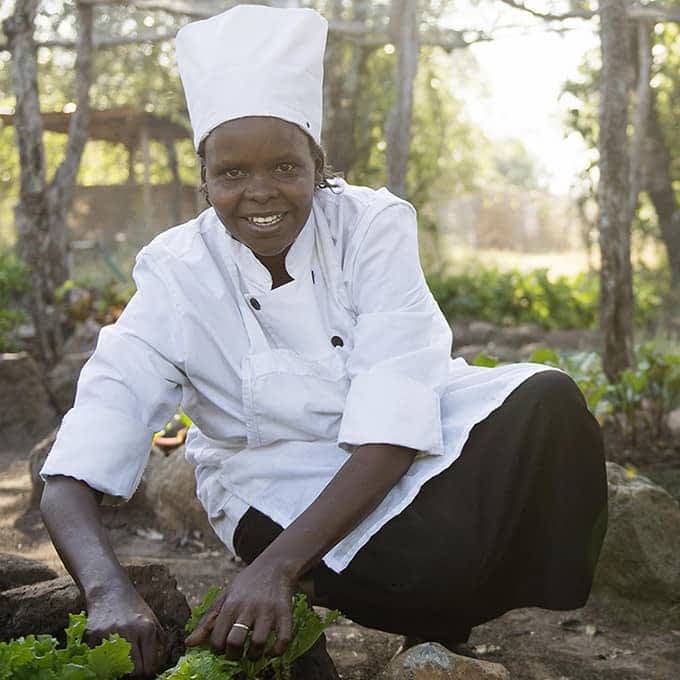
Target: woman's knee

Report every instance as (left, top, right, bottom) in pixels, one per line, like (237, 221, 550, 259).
(519, 369, 603, 449)
(523, 369, 605, 466)
(521, 369, 587, 411)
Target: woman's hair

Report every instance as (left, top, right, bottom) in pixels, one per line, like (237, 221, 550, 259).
(197, 132, 340, 206)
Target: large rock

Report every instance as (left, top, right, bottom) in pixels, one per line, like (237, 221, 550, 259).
(543, 328, 600, 351)
(379, 643, 510, 680)
(0, 553, 58, 592)
(592, 462, 680, 625)
(46, 351, 91, 415)
(62, 318, 101, 355)
(142, 445, 221, 545)
(0, 562, 190, 664)
(463, 321, 498, 345)
(0, 352, 58, 449)
(45, 318, 101, 416)
(496, 323, 542, 348)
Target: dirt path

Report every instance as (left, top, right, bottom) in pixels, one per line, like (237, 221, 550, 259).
(2, 445, 679, 679)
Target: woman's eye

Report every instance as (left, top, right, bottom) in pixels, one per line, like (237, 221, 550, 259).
(276, 162, 295, 173)
(223, 168, 245, 179)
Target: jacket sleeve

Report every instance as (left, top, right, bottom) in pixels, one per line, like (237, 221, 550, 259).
(336, 199, 452, 455)
(40, 249, 187, 503)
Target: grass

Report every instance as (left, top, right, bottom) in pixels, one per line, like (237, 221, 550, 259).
(437, 243, 595, 278)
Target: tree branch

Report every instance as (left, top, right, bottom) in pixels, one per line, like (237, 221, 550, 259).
(498, 0, 595, 21)
(499, 0, 680, 23)
(628, 6, 680, 22)
(78, 0, 234, 19)
(0, 20, 493, 53)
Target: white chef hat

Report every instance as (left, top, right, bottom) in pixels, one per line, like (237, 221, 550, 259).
(175, 4, 328, 152)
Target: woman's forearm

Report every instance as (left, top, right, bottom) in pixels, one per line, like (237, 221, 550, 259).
(40, 475, 134, 601)
(42, 475, 168, 675)
(259, 443, 417, 580)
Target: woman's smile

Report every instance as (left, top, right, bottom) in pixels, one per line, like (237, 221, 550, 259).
(243, 212, 289, 231)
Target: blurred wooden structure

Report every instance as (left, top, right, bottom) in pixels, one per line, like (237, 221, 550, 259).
(0, 107, 200, 239)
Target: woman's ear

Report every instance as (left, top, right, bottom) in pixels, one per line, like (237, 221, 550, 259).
(200, 161, 212, 206)
(315, 158, 324, 187)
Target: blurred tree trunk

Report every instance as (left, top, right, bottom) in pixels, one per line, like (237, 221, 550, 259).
(644, 84, 680, 288)
(598, 0, 634, 381)
(385, 0, 419, 198)
(628, 20, 652, 224)
(322, 0, 371, 176)
(4, 0, 93, 368)
(632, 18, 680, 288)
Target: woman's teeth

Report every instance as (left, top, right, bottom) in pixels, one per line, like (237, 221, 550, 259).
(249, 213, 285, 226)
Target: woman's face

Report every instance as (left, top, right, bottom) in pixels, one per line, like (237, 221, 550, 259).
(203, 116, 317, 259)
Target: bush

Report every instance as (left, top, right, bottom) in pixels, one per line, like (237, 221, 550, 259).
(474, 344, 680, 444)
(55, 278, 136, 326)
(427, 265, 667, 330)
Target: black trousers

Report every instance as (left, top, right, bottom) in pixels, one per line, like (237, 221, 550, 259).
(233, 370, 608, 644)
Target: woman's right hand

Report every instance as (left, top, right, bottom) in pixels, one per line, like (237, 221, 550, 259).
(85, 583, 167, 678)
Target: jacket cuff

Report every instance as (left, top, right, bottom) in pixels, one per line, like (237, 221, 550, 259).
(40, 406, 153, 504)
(337, 367, 445, 455)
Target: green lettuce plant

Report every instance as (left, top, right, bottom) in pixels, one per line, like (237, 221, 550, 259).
(162, 590, 340, 680)
(0, 591, 339, 680)
(0, 612, 134, 680)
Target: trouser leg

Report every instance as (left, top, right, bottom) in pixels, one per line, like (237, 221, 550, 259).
(447, 369, 609, 626)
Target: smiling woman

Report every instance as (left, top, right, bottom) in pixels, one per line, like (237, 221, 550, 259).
(38, 4, 608, 679)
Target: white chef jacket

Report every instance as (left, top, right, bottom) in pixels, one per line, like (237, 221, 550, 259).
(41, 179, 552, 573)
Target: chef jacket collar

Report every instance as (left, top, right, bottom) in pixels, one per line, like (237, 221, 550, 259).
(218, 207, 315, 292)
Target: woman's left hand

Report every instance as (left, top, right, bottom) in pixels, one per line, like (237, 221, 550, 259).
(184, 556, 296, 661)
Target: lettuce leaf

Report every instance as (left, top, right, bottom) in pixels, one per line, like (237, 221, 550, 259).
(0, 612, 133, 680)
(277, 594, 340, 669)
(166, 592, 339, 680)
(184, 585, 222, 634)
(86, 635, 135, 679)
(157, 648, 241, 679)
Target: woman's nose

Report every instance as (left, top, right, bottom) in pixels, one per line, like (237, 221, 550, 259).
(244, 174, 278, 202)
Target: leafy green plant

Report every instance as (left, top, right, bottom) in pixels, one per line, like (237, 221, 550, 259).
(0, 612, 133, 680)
(0, 252, 29, 352)
(608, 344, 680, 442)
(91, 279, 135, 324)
(183, 585, 221, 634)
(428, 266, 599, 330)
(527, 344, 680, 444)
(54, 277, 136, 326)
(163, 591, 340, 680)
(427, 264, 666, 331)
(0, 592, 339, 680)
(471, 351, 499, 368)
